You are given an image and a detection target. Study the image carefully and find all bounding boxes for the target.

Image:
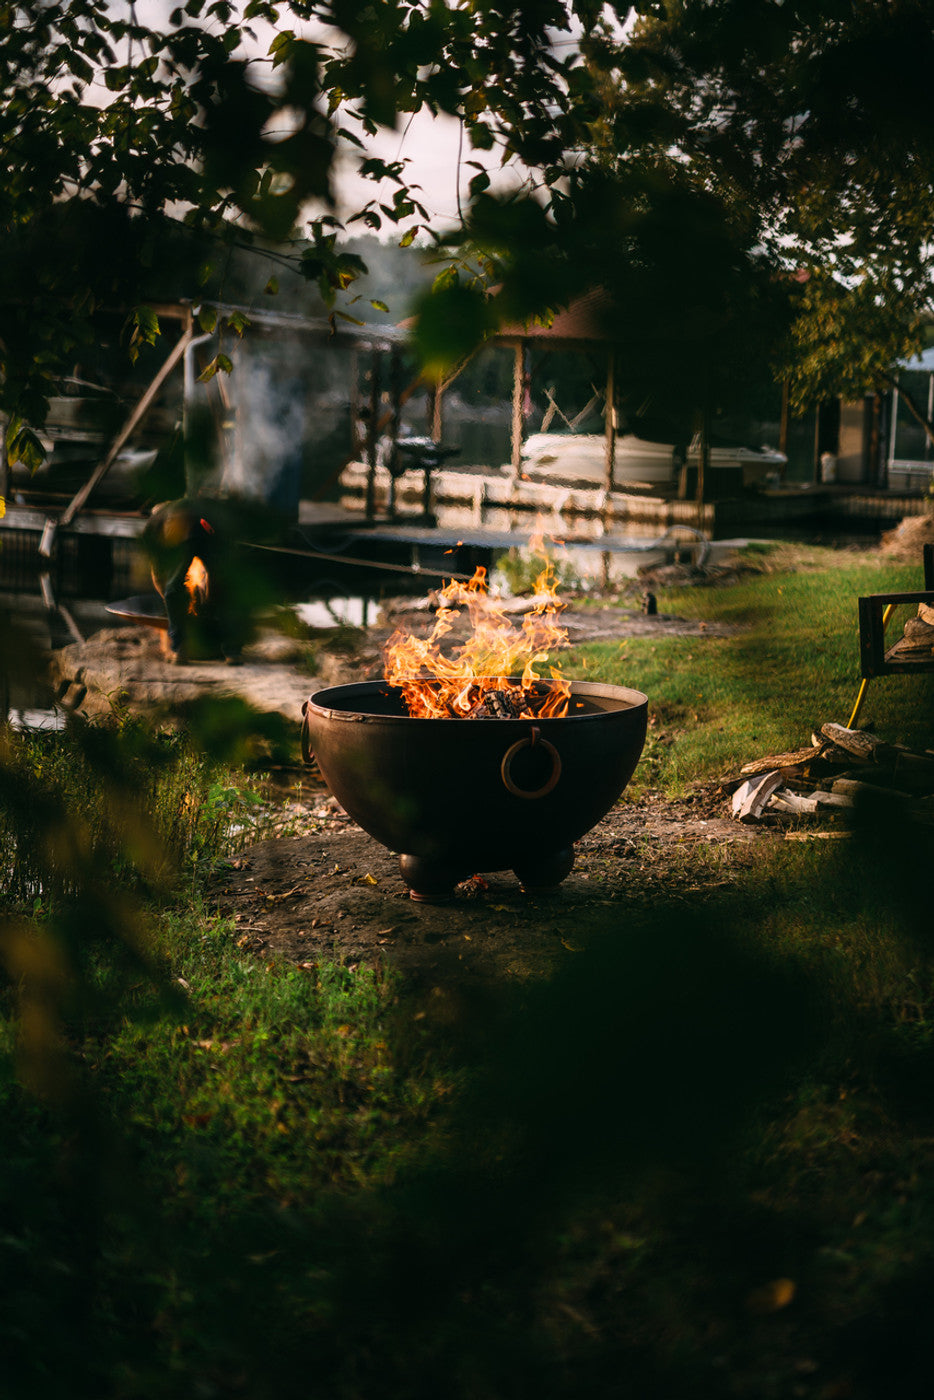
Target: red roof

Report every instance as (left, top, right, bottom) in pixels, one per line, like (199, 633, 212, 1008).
(493, 287, 618, 343)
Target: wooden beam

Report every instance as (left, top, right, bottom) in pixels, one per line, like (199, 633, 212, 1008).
(364, 349, 382, 520)
(603, 350, 616, 493)
(431, 382, 443, 441)
(60, 322, 193, 527)
(510, 341, 526, 475)
(695, 406, 708, 510)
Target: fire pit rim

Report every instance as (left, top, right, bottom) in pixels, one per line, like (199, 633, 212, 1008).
(303, 676, 649, 725)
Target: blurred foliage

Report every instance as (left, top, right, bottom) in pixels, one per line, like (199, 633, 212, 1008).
(495, 544, 582, 597)
(0, 715, 259, 907)
(594, 0, 934, 418)
(5, 2, 934, 471)
(5, 4, 934, 1382)
(4, 544, 934, 1395)
(0, 0, 607, 449)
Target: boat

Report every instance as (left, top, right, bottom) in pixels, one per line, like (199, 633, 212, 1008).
(521, 432, 787, 489)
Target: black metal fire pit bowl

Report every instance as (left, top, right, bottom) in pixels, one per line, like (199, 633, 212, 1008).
(301, 678, 648, 902)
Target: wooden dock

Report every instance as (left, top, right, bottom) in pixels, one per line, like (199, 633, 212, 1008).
(3, 475, 931, 602)
(338, 458, 933, 538)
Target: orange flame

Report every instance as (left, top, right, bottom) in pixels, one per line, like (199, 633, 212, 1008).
(383, 561, 572, 718)
(184, 556, 209, 615)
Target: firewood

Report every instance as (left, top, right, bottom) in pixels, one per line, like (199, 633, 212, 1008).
(768, 789, 819, 816)
(468, 688, 524, 719)
(831, 777, 913, 804)
(918, 601, 934, 626)
(739, 744, 824, 776)
(819, 723, 882, 761)
(818, 745, 859, 765)
(489, 689, 520, 718)
(814, 790, 855, 809)
(885, 616, 934, 659)
(732, 769, 783, 822)
(892, 749, 934, 782)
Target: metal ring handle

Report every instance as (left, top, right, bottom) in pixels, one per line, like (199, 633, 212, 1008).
(500, 727, 562, 800)
(300, 699, 316, 766)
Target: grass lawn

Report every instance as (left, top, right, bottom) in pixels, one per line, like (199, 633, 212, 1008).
(2, 541, 934, 1399)
(566, 544, 933, 793)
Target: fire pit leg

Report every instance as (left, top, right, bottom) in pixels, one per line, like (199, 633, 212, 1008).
(399, 854, 467, 904)
(513, 846, 575, 895)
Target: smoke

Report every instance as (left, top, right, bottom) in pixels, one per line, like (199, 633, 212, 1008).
(195, 340, 307, 515)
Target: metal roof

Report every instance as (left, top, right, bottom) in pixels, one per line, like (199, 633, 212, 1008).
(492, 287, 619, 344)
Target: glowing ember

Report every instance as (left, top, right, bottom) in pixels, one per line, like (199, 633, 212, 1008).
(184, 556, 209, 615)
(383, 561, 572, 718)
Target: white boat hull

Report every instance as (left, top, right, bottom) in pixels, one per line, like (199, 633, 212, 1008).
(522, 433, 786, 488)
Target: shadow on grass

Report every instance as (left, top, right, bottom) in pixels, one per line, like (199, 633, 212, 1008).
(3, 669, 934, 1397)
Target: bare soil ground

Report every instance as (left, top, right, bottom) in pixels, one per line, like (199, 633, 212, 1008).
(204, 785, 772, 989)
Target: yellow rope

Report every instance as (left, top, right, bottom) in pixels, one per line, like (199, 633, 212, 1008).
(846, 603, 896, 729)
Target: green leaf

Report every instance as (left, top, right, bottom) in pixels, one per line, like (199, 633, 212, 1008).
(268, 29, 293, 66)
(432, 265, 458, 293)
(468, 122, 495, 151)
(198, 353, 233, 382)
(6, 421, 47, 472)
(412, 282, 494, 382)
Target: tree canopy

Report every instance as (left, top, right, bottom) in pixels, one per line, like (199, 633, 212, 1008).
(1, 0, 624, 470)
(3, 0, 934, 481)
(594, 0, 934, 413)
(411, 0, 934, 443)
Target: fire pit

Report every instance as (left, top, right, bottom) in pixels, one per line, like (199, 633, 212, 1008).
(301, 678, 648, 901)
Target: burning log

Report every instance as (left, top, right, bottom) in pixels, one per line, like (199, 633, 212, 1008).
(383, 562, 573, 719)
(465, 688, 524, 719)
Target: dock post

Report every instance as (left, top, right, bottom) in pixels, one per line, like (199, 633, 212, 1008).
(365, 349, 382, 520)
(603, 350, 617, 493)
(510, 341, 526, 476)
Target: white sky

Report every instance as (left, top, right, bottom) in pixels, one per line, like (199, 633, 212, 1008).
(129, 1, 612, 236)
(129, 0, 497, 232)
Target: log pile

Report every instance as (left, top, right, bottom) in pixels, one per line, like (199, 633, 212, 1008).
(886, 601, 934, 663)
(723, 722, 934, 826)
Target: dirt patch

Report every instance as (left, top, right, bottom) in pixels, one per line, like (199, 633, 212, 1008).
(205, 790, 770, 988)
(48, 626, 315, 724)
